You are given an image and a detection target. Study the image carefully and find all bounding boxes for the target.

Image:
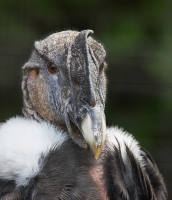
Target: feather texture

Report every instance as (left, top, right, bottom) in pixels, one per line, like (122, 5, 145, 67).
(104, 127, 168, 200)
(0, 117, 67, 187)
(0, 118, 168, 199)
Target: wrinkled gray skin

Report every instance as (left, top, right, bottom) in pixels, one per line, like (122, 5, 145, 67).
(22, 30, 107, 158)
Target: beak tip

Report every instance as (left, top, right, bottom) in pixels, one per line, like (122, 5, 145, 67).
(94, 154, 100, 160)
(92, 145, 104, 159)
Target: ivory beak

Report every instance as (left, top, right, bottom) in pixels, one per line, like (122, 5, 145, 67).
(81, 107, 106, 159)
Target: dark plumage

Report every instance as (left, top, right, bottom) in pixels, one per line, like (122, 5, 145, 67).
(0, 118, 102, 199)
(104, 145, 167, 199)
(0, 118, 167, 200)
(0, 30, 168, 199)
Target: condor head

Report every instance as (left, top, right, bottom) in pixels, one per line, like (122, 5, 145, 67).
(22, 30, 107, 159)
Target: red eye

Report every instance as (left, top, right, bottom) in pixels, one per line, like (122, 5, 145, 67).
(99, 62, 105, 73)
(47, 61, 59, 74)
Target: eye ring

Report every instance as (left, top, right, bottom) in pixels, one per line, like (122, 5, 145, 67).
(99, 62, 105, 73)
(47, 61, 60, 74)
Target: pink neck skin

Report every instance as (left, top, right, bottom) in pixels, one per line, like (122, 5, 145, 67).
(89, 165, 109, 200)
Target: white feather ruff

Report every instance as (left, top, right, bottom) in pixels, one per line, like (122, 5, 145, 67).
(0, 117, 67, 187)
(106, 126, 144, 166)
(0, 117, 144, 187)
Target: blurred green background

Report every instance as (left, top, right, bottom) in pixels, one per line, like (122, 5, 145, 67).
(0, 0, 171, 197)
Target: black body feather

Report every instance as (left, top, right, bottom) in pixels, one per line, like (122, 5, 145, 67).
(0, 139, 102, 200)
(0, 136, 168, 200)
(104, 140, 168, 200)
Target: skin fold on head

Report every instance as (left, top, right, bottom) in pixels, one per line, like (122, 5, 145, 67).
(22, 30, 107, 159)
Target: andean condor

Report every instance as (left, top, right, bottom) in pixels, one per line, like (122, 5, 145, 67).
(0, 30, 168, 199)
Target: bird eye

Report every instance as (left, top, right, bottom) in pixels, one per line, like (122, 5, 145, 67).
(99, 62, 105, 74)
(47, 61, 59, 74)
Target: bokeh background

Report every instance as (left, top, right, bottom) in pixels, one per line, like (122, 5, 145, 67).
(0, 0, 171, 197)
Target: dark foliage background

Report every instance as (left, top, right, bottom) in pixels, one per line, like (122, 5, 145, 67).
(0, 0, 171, 197)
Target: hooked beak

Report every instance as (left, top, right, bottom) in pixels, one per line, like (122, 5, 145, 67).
(67, 105, 106, 159)
(80, 107, 106, 159)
